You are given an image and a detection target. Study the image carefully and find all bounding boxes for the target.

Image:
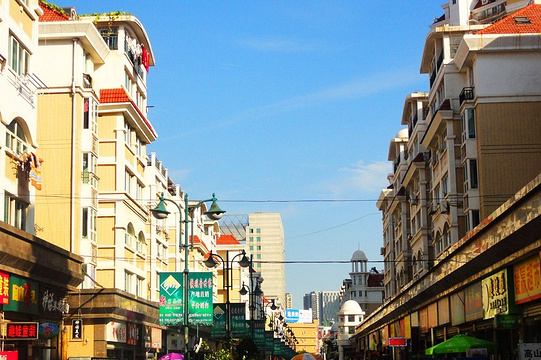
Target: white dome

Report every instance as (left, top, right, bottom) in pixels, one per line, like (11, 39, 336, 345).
(395, 128, 409, 140)
(339, 300, 364, 315)
(351, 250, 367, 261)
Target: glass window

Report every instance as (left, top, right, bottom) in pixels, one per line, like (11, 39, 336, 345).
(5, 120, 28, 155)
(82, 152, 98, 187)
(137, 232, 146, 252)
(441, 176, 448, 197)
(125, 271, 133, 293)
(470, 159, 478, 189)
(10, 35, 30, 76)
(100, 28, 118, 50)
(82, 207, 97, 242)
(124, 119, 132, 145)
(125, 223, 135, 247)
(256, 228, 261, 233)
(136, 276, 144, 297)
(4, 194, 28, 230)
(256, 237, 261, 242)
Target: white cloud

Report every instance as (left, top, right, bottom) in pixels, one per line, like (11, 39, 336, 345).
(328, 160, 391, 196)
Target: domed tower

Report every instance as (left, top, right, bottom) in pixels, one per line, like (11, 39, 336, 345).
(337, 300, 365, 360)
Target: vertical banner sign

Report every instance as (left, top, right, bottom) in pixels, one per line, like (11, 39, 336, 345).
(4, 275, 38, 315)
(72, 319, 83, 340)
(211, 303, 227, 339)
(188, 272, 213, 325)
(0, 271, 10, 305)
(253, 320, 266, 349)
(482, 269, 510, 319)
(230, 302, 248, 338)
(159, 272, 183, 326)
(265, 332, 274, 353)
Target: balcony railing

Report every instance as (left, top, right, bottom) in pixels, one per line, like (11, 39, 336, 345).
(459, 87, 475, 105)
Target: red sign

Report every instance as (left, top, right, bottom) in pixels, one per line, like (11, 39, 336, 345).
(0, 271, 9, 305)
(389, 338, 407, 346)
(0, 351, 18, 360)
(6, 322, 39, 339)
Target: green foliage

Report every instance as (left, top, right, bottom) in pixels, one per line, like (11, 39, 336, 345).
(40, 1, 66, 15)
(234, 337, 260, 360)
(204, 349, 232, 360)
(78, 11, 132, 24)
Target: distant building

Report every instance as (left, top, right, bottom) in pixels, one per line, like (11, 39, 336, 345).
(221, 212, 285, 306)
(285, 293, 293, 309)
(339, 250, 384, 316)
(304, 291, 341, 326)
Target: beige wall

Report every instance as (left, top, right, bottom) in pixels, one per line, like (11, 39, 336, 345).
(476, 102, 541, 218)
(9, 0, 34, 39)
(35, 93, 82, 251)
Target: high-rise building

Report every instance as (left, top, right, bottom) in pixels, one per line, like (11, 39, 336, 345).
(304, 291, 341, 326)
(246, 212, 285, 307)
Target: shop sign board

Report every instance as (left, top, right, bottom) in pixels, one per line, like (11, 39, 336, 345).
(482, 269, 510, 319)
(159, 272, 184, 326)
(72, 319, 83, 340)
(0, 271, 10, 305)
(40, 286, 68, 318)
(389, 338, 406, 347)
(151, 327, 162, 349)
(285, 308, 312, 323)
(106, 321, 126, 343)
(187, 272, 213, 325)
(518, 343, 541, 360)
(3, 275, 38, 315)
(0, 351, 18, 360)
(38, 322, 60, 339)
(494, 314, 519, 329)
(6, 322, 38, 340)
(514, 256, 541, 304)
(253, 320, 265, 349)
(127, 322, 140, 345)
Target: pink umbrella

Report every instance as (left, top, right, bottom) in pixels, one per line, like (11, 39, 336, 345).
(159, 354, 184, 360)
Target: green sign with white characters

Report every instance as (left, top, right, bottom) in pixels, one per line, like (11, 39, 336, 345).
(159, 272, 184, 326)
(187, 272, 213, 325)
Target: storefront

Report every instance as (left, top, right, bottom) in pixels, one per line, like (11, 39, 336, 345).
(0, 223, 84, 360)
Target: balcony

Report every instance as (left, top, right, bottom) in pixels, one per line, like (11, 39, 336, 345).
(459, 87, 474, 105)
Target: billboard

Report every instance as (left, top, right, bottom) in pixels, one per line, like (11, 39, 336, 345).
(285, 308, 312, 323)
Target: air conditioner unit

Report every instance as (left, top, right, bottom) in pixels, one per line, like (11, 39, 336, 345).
(411, 196, 418, 205)
(380, 247, 385, 256)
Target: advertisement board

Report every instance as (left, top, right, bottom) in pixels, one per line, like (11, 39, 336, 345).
(187, 272, 213, 325)
(4, 275, 38, 315)
(159, 272, 184, 326)
(482, 269, 510, 319)
(514, 256, 541, 304)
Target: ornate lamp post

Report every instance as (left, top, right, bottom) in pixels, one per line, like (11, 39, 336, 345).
(204, 249, 251, 343)
(151, 192, 225, 359)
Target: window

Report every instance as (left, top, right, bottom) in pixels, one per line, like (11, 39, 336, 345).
(82, 207, 97, 242)
(249, 246, 254, 251)
(441, 176, 448, 197)
(125, 170, 134, 194)
(256, 237, 261, 242)
(125, 223, 135, 247)
(462, 108, 476, 141)
(256, 228, 261, 233)
(5, 120, 28, 155)
(249, 229, 253, 233)
(124, 119, 132, 146)
(136, 181, 144, 203)
(249, 237, 253, 242)
(82, 152, 98, 187)
(137, 232, 146, 253)
(10, 35, 30, 76)
(136, 276, 144, 297)
(100, 28, 118, 50)
(136, 136, 144, 158)
(124, 271, 133, 293)
(83, 98, 98, 133)
(4, 194, 28, 230)
(256, 254, 261, 259)
(470, 159, 478, 189)
(256, 246, 261, 250)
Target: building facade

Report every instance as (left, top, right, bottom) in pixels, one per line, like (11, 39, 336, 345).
(304, 291, 341, 327)
(246, 212, 285, 307)
(359, 1, 541, 358)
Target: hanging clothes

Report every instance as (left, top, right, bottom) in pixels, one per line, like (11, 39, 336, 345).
(29, 153, 43, 190)
(142, 45, 150, 72)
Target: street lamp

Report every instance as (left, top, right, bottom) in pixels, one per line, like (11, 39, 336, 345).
(204, 249, 250, 342)
(151, 192, 225, 359)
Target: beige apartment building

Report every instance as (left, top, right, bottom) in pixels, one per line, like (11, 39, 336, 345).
(0, 2, 84, 360)
(246, 212, 285, 307)
(361, 1, 541, 358)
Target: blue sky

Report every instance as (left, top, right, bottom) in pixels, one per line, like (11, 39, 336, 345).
(57, 1, 445, 308)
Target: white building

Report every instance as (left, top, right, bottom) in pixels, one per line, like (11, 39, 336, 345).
(337, 300, 365, 360)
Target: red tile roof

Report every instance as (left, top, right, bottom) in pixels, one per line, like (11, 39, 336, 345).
(367, 273, 384, 287)
(217, 234, 240, 245)
(190, 235, 201, 244)
(39, 1, 70, 22)
(99, 88, 157, 138)
(476, 4, 541, 35)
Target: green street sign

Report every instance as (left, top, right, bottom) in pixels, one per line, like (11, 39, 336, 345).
(159, 272, 184, 326)
(187, 272, 213, 325)
(211, 303, 227, 339)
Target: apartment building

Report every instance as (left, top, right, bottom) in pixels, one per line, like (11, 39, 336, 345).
(304, 290, 341, 326)
(0, 1, 84, 360)
(246, 212, 285, 307)
(356, 1, 541, 358)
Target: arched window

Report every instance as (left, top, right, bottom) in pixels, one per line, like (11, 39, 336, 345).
(412, 255, 417, 273)
(125, 223, 135, 247)
(434, 231, 442, 256)
(6, 119, 28, 155)
(443, 223, 451, 248)
(418, 250, 423, 271)
(137, 231, 146, 252)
